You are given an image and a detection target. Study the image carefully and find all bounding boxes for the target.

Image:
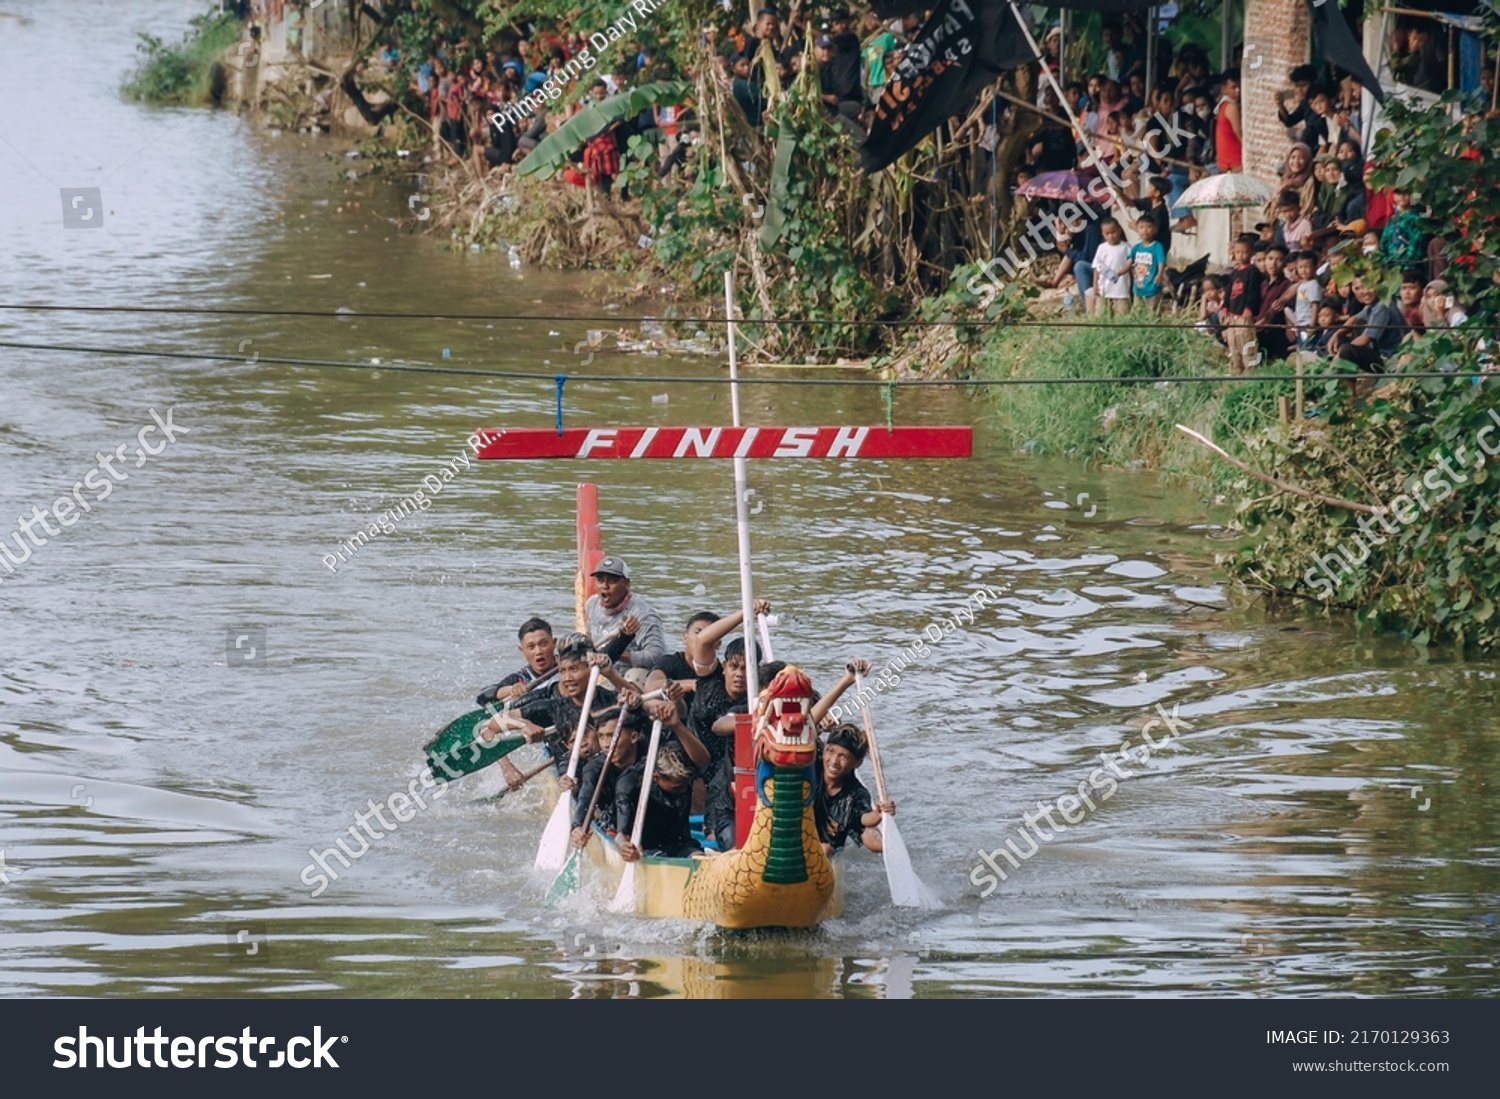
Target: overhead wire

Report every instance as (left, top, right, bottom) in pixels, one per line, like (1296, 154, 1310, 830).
(0, 336, 1490, 387)
(0, 301, 1496, 333)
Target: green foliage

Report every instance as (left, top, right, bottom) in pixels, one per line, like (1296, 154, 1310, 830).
(1224, 357, 1500, 649)
(977, 314, 1277, 478)
(1221, 92, 1500, 648)
(122, 8, 242, 105)
(1363, 95, 1500, 314)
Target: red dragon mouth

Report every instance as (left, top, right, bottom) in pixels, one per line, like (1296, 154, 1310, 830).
(755, 665, 817, 768)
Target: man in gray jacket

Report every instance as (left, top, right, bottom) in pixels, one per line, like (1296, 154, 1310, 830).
(584, 555, 667, 682)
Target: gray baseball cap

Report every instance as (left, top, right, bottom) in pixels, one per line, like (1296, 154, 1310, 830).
(592, 555, 630, 579)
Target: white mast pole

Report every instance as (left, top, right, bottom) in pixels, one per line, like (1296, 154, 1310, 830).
(724, 270, 759, 704)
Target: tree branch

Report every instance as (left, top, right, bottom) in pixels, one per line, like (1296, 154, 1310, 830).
(1174, 424, 1380, 514)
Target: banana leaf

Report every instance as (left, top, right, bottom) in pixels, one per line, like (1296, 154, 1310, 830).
(516, 81, 692, 181)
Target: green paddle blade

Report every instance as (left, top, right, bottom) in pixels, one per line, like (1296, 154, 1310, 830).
(423, 708, 527, 783)
(544, 848, 581, 906)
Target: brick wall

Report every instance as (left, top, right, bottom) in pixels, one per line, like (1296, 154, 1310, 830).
(1241, 0, 1312, 183)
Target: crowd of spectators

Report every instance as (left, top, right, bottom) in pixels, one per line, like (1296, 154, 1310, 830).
(382, 5, 928, 197)
(1011, 14, 1494, 379)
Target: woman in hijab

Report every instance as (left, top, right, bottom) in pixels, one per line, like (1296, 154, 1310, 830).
(1268, 142, 1317, 222)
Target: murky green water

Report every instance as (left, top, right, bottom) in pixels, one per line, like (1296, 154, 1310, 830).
(0, 0, 1496, 998)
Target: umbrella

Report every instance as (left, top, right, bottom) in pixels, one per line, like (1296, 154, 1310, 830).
(1175, 172, 1275, 209)
(516, 82, 691, 181)
(1015, 170, 1091, 201)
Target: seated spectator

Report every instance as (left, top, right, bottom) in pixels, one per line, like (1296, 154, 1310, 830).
(1380, 190, 1425, 267)
(1396, 270, 1426, 336)
(1329, 275, 1405, 372)
(816, 34, 864, 138)
(1299, 84, 1338, 151)
(1309, 301, 1342, 360)
(1276, 191, 1314, 253)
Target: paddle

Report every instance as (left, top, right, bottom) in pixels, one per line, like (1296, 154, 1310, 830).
(756, 612, 776, 662)
(465, 759, 554, 805)
(608, 718, 664, 912)
(534, 665, 602, 871)
(545, 705, 630, 905)
(852, 668, 932, 908)
(423, 670, 561, 783)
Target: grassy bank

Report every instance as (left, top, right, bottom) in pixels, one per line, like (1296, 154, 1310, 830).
(122, 11, 241, 106)
(976, 314, 1292, 486)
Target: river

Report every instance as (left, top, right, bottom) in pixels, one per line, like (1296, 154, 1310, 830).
(0, 0, 1496, 999)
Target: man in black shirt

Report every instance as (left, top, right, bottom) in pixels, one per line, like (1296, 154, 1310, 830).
(689, 637, 750, 851)
(570, 705, 650, 838)
(514, 638, 636, 776)
(476, 616, 556, 707)
(645, 599, 771, 710)
(814, 724, 894, 855)
(616, 743, 702, 860)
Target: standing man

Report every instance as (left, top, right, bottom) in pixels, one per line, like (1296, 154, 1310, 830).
(584, 555, 667, 682)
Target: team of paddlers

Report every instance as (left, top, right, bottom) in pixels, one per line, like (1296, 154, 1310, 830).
(475, 554, 894, 864)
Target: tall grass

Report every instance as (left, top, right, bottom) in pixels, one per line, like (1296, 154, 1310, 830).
(977, 313, 1291, 483)
(122, 10, 242, 106)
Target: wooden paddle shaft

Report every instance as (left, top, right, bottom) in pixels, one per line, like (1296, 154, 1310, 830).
(627, 720, 665, 848)
(562, 665, 602, 782)
(853, 672, 890, 806)
(577, 706, 630, 836)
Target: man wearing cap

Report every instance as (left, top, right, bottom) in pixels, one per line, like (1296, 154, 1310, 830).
(585, 555, 668, 680)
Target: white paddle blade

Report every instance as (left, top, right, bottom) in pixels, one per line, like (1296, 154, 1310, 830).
(608, 863, 637, 912)
(879, 816, 934, 908)
(534, 793, 574, 871)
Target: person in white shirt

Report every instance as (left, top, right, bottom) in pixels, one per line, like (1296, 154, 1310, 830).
(1091, 218, 1132, 314)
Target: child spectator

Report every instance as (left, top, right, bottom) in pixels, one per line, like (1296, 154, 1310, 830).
(1132, 175, 1173, 255)
(1091, 218, 1132, 314)
(1223, 234, 1264, 372)
(1128, 215, 1168, 311)
(1274, 64, 1318, 140)
(1276, 190, 1314, 253)
(1310, 302, 1341, 359)
(1289, 251, 1322, 351)
(1256, 244, 1294, 360)
(1197, 275, 1227, 342)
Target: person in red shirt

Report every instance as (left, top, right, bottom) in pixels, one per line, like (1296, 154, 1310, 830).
(1215, 69, 1243, 173)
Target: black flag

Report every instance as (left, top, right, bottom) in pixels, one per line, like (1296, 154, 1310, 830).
(1307, 0, 1385, 103)
(859, 0, 1029, 173)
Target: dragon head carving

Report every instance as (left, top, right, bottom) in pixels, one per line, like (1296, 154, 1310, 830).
(754, 665, 817, 768)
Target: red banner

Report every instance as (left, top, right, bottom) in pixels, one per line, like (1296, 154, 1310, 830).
(473, 426, 971, 460)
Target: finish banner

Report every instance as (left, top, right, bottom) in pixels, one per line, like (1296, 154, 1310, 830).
(472, 426, 973, 460)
